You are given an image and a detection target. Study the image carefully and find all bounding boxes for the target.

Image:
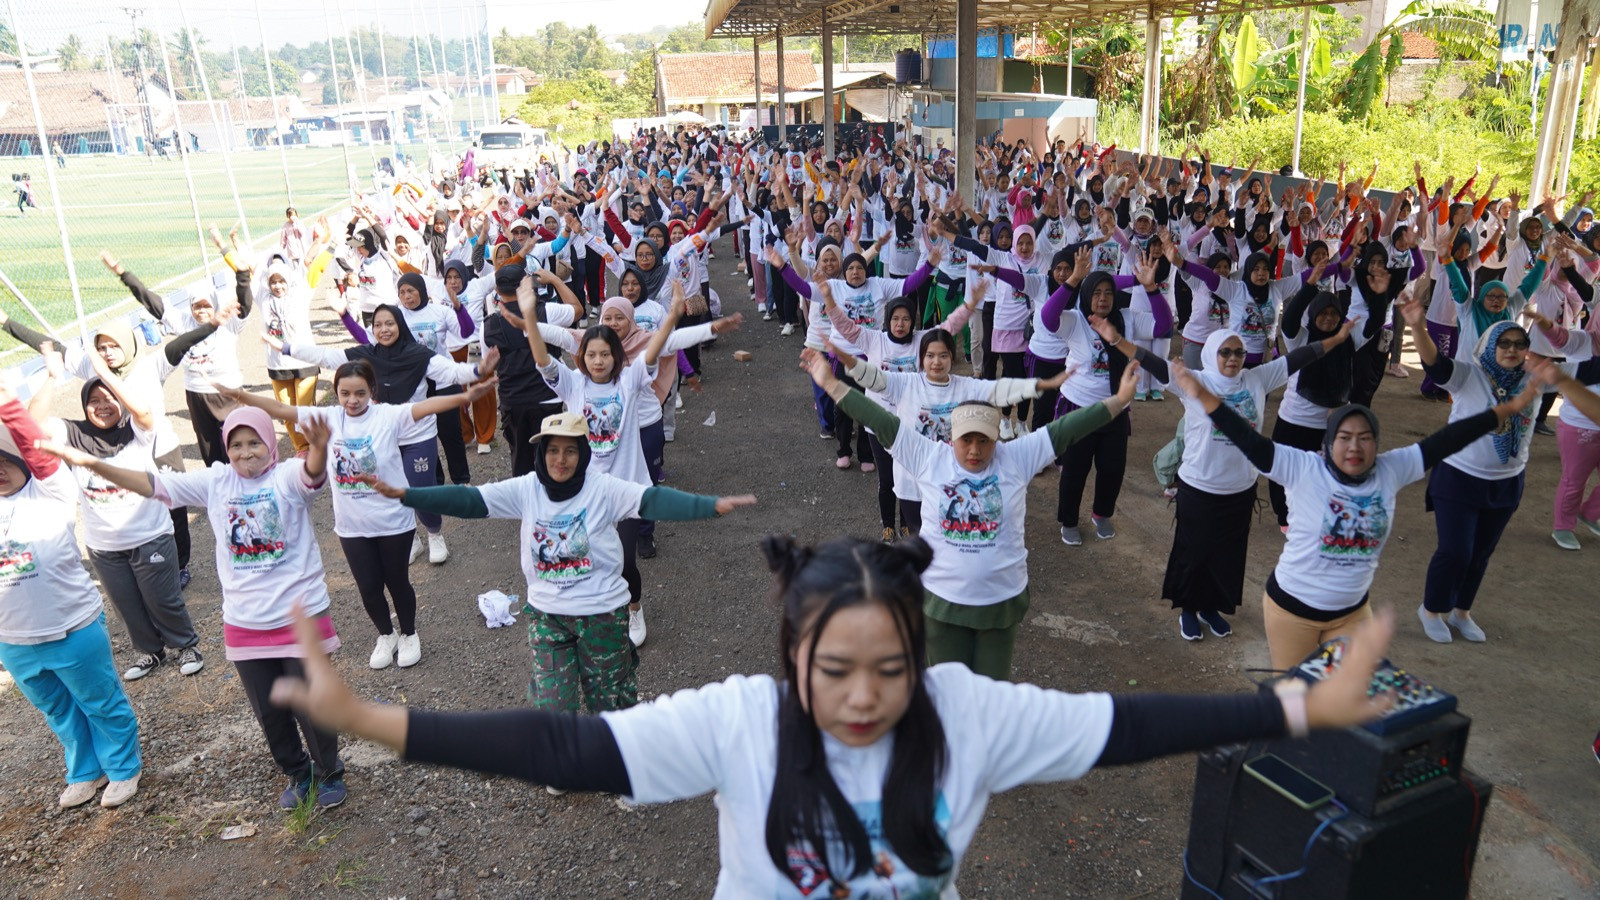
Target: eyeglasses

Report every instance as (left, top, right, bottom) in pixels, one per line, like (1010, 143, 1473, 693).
(1217, 348, 1248, 359)
(1495, 339, 1530, 351)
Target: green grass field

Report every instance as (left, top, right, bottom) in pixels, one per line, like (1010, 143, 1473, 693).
(1, 143, 436, 354)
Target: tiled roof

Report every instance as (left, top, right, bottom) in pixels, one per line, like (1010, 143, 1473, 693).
(1400, 32, 1441, 60)
(657, 51, 817, 102)
(0, 70, 143, 131)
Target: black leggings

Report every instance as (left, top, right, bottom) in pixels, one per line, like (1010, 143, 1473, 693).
(866, 433, 901, 529)
(1057, 412, 1131, 527)
(235, 656, 341, 783)
(429, 382, 470, 484)
(186, 390, 236, 468)
(831, 366, 867, 458)
(998, 351, 1031, 421)
(617, 518, 641, 608)
(339, 532, 418, 635)
(980, 304, 999, 379)
(898, 500, 922, 535)
(1268, 419, 1326, 526)
(169, 508, 192, 569)
(1030, 358, 1065, 436)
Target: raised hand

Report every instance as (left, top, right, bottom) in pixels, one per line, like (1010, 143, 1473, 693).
(1087, 313, 1123, 347)
(1168, 358, 1203, 399)
(354, 473, 407, 499)
(1398, 295, 1426, 329)
(799, 347, 837, 390)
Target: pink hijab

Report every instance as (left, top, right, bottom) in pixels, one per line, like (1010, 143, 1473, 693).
(221, 407, 279, 472)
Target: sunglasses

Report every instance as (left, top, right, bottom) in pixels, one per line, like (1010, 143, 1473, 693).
(1217, 348, 1248, 359)
(1495, 338, 1530, 351)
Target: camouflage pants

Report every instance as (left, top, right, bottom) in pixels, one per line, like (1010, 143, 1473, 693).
(526, 606, 638, 713)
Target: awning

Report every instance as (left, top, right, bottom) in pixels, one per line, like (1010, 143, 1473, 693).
(843, 91, 889, 123)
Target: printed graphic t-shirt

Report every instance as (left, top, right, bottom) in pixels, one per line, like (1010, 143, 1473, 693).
(298, 403, 417, 538)
(158, 460, 332, 629)
(1268, 446, 1425, 611)
(478, 471, 648, 616)
(892, 428, 1058, 605)
(0, 467, 103, 643)
(603, 664, 1114, 899)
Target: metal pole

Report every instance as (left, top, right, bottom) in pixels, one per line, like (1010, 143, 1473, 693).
(321, 3, 359, 194)
(253, 0, 294, 203)
(150, 3, 215, 275)
(1557, 61, 1586, 194)
(1291, 6, 1311, 176)
(753, 38, 763, 130)
(955, 0, 978, 204)
(5, 0, 90, 340)
(1066, 26, 1074, 95)
(177, 0, 253, 246)
(1139, 16, 1162, 155)
(776, 33, 787, 141)
(0, 267, 67, 342)
(483, 0, 499, 123)
(337, 4, 379, 166)
(373, 0, 400, 155)
(821, 13, 836, 158)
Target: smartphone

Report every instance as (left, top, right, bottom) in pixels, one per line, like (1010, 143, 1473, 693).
(1243, 754, 1335, 811)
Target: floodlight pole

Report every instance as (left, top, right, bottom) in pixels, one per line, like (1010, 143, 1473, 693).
(821, 12, 836, 158)
(1291, 6, 1311, 176)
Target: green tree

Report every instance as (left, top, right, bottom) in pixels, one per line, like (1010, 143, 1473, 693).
(0, 22, 16, 56)
(1341, 0, 1496, 118)
(57, 34, 85, 71)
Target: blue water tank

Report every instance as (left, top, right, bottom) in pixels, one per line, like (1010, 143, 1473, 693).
(895, 49, 922, 85)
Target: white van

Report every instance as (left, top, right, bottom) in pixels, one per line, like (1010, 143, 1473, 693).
(474, 124, 547, 171)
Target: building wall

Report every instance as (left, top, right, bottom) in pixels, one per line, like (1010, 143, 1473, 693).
(1386, 60, 1474, 103)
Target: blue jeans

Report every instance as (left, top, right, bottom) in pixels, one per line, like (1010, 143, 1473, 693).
(0, 613, 142, 783)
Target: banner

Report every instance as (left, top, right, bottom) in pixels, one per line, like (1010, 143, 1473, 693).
(1497, 0, 1563, 62)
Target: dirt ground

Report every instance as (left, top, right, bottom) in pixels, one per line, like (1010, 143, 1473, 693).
(1, 245, 1597, 899)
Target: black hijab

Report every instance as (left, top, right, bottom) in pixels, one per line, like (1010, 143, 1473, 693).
(627, 237, 670, 301)
(1294, 291, 1354, 409)
(424, 211, 451, 273)
(1075, 270, 1130, 389)
(1241, 251, 1273, 305)
(64, 378, 134, 458)
(345, 303, 436, 403)
(1322, 404, 1380, 486)
(883, 297, 916, 345)
(533, 434, 591, 502)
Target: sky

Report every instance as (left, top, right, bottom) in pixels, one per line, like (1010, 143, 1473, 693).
(8, 0, 710, 56)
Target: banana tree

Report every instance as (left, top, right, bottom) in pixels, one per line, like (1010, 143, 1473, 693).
(1342, 0, 1497, 118)
(1229, 12, 1337, 118)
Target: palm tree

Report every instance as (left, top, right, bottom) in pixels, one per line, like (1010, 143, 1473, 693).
(57, 34, 85, 71)
(170, 28, 209, 96)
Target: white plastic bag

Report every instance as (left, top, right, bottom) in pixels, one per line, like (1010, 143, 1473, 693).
(477, 590, 519, 628)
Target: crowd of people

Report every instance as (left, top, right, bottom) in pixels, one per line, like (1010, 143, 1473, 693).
(2, 122, 1598, 894)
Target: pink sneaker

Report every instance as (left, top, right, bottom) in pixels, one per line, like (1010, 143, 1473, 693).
(836, 456, 852, 470)
(860, 460, 876, 473)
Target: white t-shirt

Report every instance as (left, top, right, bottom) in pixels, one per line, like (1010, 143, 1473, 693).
(477, 471, 647, 616)
(258, 284, 317, 373)
(68, 425, 174, 552)
(0, 467, 103, 643)
(1055, 307, 1156, 409)
(298, 403, 418, 538)
(602, 665, 1114, 899)
(891, 426, 1059, 604)
(162, 306, 247, 393)
(157, 460, 332, 630)
(875, 373, 1019, 502)
(1268, 445, 1425, 611)
(543, 357, 655, 486)
(1219, 276, 1299, 358)
(1435, 357, 1540, 480)
(1175, 358, 1290, 495)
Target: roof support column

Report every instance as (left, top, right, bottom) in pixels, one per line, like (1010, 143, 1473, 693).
(754, 38, 764, 129)
(1138, 14, 1162, 156)
(776, 33, 787, 141)
(1290, 6, 1311, 175)
(955, 0, 977, 204)
(821, 12, 836, 158)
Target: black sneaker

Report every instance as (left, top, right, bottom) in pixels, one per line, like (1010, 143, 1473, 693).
(1534, 420, 1556, 436)
(178, 646, 205, 676)
(637, 534, 657, 559)
(123, 653, 163, 681)
(1198, 610, 1232, 637)
(1179, 612, 1204, 641)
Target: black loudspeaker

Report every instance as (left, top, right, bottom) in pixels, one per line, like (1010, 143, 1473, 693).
(1181, 744, 1491, 899)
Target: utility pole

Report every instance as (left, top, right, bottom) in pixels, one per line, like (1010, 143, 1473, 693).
(121, 7, 156, 156)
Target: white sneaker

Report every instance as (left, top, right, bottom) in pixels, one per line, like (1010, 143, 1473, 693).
(369, 632, 398, 669)
(999, 419, 1015, 441)
(628, 606, 647, 647)
(58, 776, 107, 808)
(396, 633, 421, 667)
(427, 531, 449, 564)
(545, 785, 566, 796)
(780, 323, 795, 336)
(408, 533, 423, 564)
(477, 441, 492, 455)
(674, 393, 683, 411)
(762, 308, 772, 321)
(100, 774, 140, 808)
